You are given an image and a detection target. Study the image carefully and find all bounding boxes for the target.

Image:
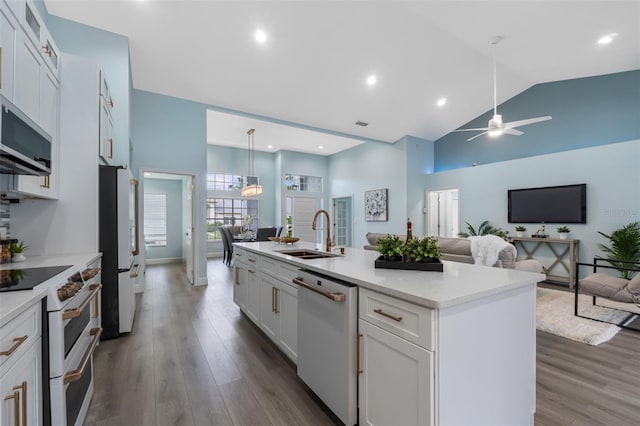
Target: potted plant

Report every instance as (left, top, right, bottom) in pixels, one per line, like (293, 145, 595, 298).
(557, 226, 570, 239)
(10, 240, 29, 262)
(376, 235, 404, 261)
(597, 221, 640, 279)
(405, 237, 442, 262)
(515, 226, 527, 238)
(458, 220, 509, 240)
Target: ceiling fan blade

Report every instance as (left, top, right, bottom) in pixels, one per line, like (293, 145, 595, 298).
(466, 131, 489, 142)
(503, 128, 524, 136)
(453, 127, 490, 132)
(504, 116, 552, 129)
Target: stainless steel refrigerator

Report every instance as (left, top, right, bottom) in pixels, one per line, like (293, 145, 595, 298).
(99, 165, 136, 339)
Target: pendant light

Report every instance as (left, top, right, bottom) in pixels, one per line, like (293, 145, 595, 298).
(240, 128, 263, 197)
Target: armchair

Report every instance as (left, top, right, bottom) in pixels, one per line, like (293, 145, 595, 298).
(574, 258, 640, 331)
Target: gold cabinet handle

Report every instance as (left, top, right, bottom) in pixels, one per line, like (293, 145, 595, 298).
(3, 389, 20, 426)
(40, 175, 50, 188)
(64, 328, 102, 384)
(374, 308, 403, 322)
(62, 284, 102, 320)
(248, 269, 256, 274)
(248, 258, 256, 263)
(234, 267, 239, 285)
(108, 98, 114, 108)
(42, 44, 51, 56)
(356, 333, 363, 375)
(1, 47, 3, 89)
(15, 382, 27, 426)
(272, 287, 275, 313)
(1, 336, 28, 356)
(109, 138, 113, 159)
(292, 277, 345, 302)
(274, 288, 279, 314)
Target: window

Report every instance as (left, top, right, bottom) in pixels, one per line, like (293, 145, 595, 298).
(207, 173, 258, 192)
(206, 197, 259, 240)
(285, 174, 323, 192)
(144, 193, 167, 246)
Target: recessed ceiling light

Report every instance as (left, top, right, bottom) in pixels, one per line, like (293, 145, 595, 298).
(267, 145, 273, 149)
(255, 29, 267, 44)
(598, 33, 618, 45)
(318, 145, 324, 150)
(366, 75, 377, 86)
(436, 98, 447, 107)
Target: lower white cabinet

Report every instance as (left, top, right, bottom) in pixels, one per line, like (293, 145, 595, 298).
(245, 266, 260, 323)
(358, 319, 432, 426)
(232, 262, 248, 312)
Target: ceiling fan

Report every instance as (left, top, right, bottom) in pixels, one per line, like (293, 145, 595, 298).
(454, 36, 551, 142)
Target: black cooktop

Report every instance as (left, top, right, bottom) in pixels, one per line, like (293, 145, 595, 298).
(0, 265, 72, 293)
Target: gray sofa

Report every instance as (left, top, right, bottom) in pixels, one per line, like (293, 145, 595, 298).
(364, 232, 542, 272)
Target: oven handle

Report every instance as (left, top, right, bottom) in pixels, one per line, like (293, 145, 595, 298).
(62, 284, 102, 320)
(63, 327, 102, 384)
(292, 277, 346, 302)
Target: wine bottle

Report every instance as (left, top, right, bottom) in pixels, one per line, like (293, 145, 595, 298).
(406, 218, 413, 241)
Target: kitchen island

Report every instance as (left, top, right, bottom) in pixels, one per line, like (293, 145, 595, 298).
(233, 241, 544, 426)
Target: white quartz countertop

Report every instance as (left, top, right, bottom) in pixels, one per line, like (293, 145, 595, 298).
(0, 253, 101, 327)
(234, 242, 545, 309)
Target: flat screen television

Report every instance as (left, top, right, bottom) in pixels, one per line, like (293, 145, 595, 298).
(508, 184, 586, 224)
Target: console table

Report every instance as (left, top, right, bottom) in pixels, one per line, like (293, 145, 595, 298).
(510, 237, 580, 287)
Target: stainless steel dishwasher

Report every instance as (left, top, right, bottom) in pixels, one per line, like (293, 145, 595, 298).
(293, 269, 358, 426)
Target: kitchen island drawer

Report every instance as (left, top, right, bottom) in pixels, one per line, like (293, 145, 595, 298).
(359, 287, 434, 350)
(260, 256, 278, 278)
(0, 301, 41, 374)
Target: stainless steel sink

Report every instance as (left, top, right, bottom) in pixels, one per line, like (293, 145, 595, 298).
(275, 249, 342, 260)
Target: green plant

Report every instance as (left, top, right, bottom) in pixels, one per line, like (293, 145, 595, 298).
(376, 235, 404, 259)
(515, 226, 527, 232)
(458, 220, 509, 240)
(557, 226, 570, 233)
(404, 237, 442, 262)
(10, 241, 29, 254)
(598, 221, 640, 279)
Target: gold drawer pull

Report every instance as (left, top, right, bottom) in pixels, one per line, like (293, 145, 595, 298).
(374, 308, 403, 322)
(62, 284, 102, 320)
(64, 328, 102, 384)
(356, 333, 363, 375)
(3, 389, 20, 426)
(1, 336, 28, 356)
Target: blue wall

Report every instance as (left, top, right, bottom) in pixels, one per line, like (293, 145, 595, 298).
(131, 89, 208, 284)
(47, 15, 132, 167)
(144, 178, 184, 261)
(434, 70, 640, 171)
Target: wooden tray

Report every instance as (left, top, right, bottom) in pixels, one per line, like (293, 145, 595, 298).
(374, 256, 443, 272)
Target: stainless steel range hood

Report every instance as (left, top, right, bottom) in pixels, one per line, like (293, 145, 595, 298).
(0, 95, 52, 176)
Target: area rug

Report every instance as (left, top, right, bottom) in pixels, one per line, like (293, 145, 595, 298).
(536, 288, 640, 346)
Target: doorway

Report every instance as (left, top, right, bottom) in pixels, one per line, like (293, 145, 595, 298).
(332, 196, 352, 247)
(286, 196, 322, 244)
(427, 188, 459, 237)
(140, 171, 196, 285)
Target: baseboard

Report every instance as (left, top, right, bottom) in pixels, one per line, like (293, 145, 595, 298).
(145, 257, 183, 265)
(194, 277, 208, 286)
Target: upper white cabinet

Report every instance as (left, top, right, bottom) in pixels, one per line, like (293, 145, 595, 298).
(0, 5, 17, 102)
(1, 1, 61, 199)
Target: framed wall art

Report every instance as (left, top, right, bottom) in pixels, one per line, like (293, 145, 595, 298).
(364, 188, 388, 222)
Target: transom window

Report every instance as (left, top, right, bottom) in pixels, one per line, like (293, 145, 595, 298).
(207, 173, 258, 192)
(285, 174, 323, 192)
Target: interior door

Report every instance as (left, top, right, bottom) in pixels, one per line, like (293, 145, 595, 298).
(290, 196, 321, 244)
(185, 176, 195, 284)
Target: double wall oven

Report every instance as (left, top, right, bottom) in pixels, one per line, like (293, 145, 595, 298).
(45, 256, 102, 426)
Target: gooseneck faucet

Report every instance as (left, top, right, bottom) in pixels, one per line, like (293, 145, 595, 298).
(312, 209, 335, 252)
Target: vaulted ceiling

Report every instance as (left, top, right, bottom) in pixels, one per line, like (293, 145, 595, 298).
(46, 1, 640, 152)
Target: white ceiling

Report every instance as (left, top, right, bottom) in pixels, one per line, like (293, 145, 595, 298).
(46, 1, 640, 154)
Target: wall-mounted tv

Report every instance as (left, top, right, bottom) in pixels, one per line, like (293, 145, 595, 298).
(508, 184, 586, 224)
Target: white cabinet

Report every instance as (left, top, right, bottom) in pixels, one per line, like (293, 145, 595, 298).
(233, 261, 248, 312)
(358, 288, 434, 426)
(246, 265, 260, 323)
(13, 28, 39, 121)
(0, 300, 42, 426)
(275, 279, 297, 361)
(358, 320, 432, 426)
(0, 4, 17, 102)
(259, 275, 279, 341)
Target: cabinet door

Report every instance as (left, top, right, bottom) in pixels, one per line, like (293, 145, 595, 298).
(276, 281, 297, 362)
(232, 264, 247, 312)
(259, 276, 278, 341)
(0, 5, 17, 102)
(13, 29, 40, 122)
(0, 337, 41, 426)
(358, 320, 433, 426)
(245, 267, 260, 323)
(99, 97, 113, 164)
(39, 26, 58, 76)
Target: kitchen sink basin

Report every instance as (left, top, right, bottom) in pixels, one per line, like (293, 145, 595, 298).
(275, 249, 342, 260)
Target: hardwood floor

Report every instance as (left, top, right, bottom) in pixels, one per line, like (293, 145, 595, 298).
(85, 262, 640, 426)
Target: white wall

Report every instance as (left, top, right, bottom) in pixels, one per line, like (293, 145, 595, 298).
(423, 139, 640, 266)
